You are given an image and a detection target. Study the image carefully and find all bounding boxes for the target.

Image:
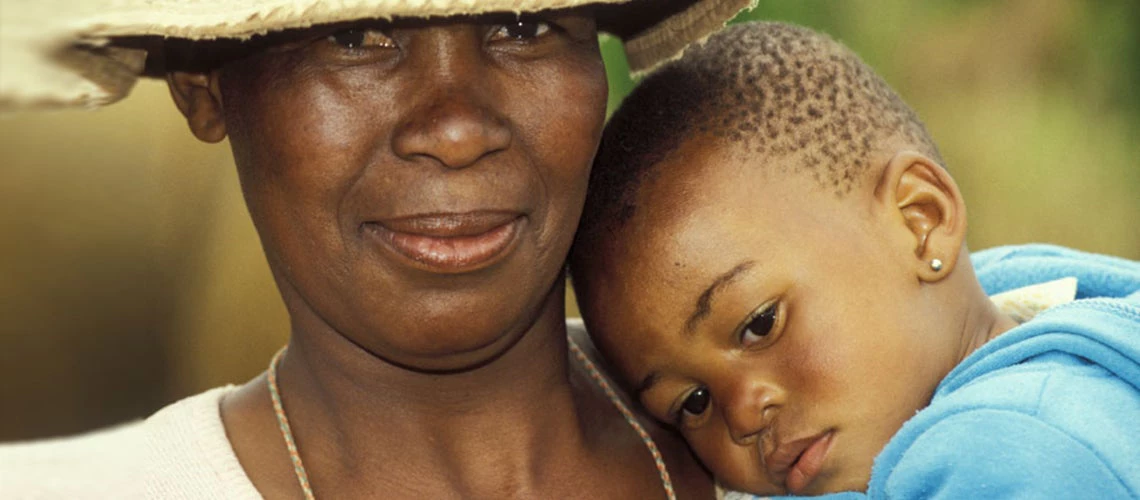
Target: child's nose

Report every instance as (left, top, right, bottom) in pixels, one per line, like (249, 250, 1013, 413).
(721, 377, 782, 446)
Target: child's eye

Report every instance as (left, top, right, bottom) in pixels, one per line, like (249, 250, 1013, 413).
(328, 28, 396, 49)
(739, 302, 778, 347)
(489, 18, 552, 41)
(678, 386, 711, 421)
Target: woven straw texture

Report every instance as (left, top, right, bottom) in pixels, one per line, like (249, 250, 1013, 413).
(0, 0, 753, 110)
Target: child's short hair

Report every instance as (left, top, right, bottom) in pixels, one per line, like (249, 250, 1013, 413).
(575, 22, 942, 250)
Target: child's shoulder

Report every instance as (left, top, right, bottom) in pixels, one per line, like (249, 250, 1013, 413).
(936, 350, 1138, 428)
(973, 243, 1140, 299)
(870, 350, 1140, 498)
(875, 262, 1140, 498)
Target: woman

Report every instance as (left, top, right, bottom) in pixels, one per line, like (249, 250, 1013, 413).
(0, 0, 750, 498)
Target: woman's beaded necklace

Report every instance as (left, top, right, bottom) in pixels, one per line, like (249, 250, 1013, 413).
(266, 338, 676, 500)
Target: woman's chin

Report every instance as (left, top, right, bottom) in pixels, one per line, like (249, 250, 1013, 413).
(365, 327, 532, 373)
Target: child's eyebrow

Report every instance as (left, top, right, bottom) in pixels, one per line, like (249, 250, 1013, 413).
(684, 260, 756, 335)
(635, 371, 662, 400)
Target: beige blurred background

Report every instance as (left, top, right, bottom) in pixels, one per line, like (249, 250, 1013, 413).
(2, 0, 1138, 441)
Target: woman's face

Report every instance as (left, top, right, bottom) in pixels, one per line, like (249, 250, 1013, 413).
(213, 12, 606, 370)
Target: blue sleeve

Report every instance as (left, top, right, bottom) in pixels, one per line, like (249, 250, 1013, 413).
(732, 492, 865, 500)
(875, 409, 1132, 499)
(971, 244, 1140, 299)
(769, 493, 866, 499)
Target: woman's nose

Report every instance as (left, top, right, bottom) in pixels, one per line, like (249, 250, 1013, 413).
(391, 97, 512, 169)
(390, 30, 512, 170)
(721, 377, 782, 446)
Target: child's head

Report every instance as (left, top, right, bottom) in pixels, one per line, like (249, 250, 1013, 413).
(570, 22, 1004, 495)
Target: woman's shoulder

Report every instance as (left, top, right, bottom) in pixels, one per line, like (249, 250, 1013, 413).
(0, 386, 259, 499)
(143, 385, 261, 498)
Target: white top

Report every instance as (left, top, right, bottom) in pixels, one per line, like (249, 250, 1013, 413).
(0, 386, 260, 499)
(0, 319, 652, 499)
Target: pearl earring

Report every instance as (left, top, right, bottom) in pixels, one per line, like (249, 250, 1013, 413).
(930, 258, 944, 272)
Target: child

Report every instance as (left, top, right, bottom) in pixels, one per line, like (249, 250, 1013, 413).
(569, 22, 1140, 498)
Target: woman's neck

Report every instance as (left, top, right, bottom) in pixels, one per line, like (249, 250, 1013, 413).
(223, 284, 625, 498)
(284, 291, 573, 421)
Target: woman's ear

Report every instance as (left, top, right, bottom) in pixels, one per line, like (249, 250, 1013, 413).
(874, 150, 967, 283)
(167, 70, 227, 143)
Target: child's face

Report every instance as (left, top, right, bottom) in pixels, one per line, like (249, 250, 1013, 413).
(577, 141, 958, 495)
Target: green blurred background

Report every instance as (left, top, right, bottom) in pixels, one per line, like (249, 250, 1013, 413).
(1, 0, 1137, 441)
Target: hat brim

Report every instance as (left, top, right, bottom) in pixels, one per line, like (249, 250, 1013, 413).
(0, 0, 754, 110)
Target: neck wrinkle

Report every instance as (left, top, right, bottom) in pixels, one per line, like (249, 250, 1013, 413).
(953, 284, 1018, 369)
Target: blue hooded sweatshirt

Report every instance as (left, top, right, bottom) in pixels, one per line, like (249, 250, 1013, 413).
(729, 244, 1140, 499)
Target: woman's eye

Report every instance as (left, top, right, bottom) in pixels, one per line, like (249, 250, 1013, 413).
(679, 387, 711, 419)
(328, 29, 395, 49)
(740, 304, 778, 346)
(490, 19, 552, 41)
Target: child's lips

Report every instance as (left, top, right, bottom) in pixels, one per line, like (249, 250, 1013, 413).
(764, 430, 835, 494)
(787, 431, 835, 494)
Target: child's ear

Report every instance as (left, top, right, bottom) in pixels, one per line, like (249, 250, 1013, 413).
(873, 151, 966, 283)
(167, 70, 227, 143)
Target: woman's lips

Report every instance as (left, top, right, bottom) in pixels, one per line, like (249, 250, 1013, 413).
(782, 431, 835, 494)
(365, 211, 524, 274)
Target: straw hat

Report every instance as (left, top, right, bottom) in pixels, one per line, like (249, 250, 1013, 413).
(0, 0, 754, 110)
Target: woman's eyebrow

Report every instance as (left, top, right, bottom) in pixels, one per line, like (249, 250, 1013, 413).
(684, 260, 756, 336)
